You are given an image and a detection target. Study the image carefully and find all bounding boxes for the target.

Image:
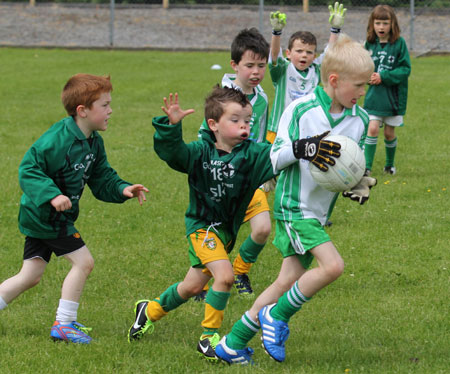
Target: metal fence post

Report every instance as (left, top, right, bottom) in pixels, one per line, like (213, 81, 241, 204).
(109, 0, 115, 47)
(259, 0, 264, 35)
(410, 0, 415, 51)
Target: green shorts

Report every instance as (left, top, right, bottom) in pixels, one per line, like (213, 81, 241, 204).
(273, 219, 331, 269)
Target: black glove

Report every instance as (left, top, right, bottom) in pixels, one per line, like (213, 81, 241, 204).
(292, 131, 341, 172)
(342, 176, 377, 205)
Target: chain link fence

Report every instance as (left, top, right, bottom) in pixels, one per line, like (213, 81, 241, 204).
(0, 1, 449, 53)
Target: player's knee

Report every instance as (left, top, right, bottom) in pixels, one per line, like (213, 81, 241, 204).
(326, 258, 345, 281)
(80, 255, 95, 276)
(27, 274, 42, 289)
(214, 273, 235, 290)
(252, 223, 271, 242)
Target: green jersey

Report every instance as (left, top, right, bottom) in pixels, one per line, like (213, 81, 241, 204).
(268, 48, 324, 134)
(198, 73, 269, 143)
(153, 115, 275, 250)
(18, 116, 132, 239)
(364, 37, 411, 116)
(271, 86, 369, 226)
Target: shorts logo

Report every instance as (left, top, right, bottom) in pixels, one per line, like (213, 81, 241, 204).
(204, 238, 217, 250)
(73, 233, 81, 239)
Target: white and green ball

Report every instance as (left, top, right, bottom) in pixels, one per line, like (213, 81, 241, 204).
(310, 135, 365, 192)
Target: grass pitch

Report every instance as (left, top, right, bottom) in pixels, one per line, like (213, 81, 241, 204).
(0, 48, 449, 374)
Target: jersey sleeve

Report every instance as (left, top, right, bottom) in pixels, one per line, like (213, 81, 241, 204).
(270, 102, 300, 173)
(153, 115, 201, 174)
(379, 38, 411, 86)
(269, 48, 288, 84)
(88, 136, 132, 203)
(251, 143, 277, 186)
(18, 142, 64, 208)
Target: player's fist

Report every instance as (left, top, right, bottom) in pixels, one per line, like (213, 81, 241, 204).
(328, 2, 347, 30)
(270, 11, 287, 35)
(342, 176, 377, 205)
(51, 194, 72, 212)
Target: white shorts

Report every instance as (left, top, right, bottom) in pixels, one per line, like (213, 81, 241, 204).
(369, 115, 404, 127)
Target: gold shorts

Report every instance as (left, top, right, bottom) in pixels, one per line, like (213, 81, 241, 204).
(244, 188, 270, 223)
(188, 228, 232, 268)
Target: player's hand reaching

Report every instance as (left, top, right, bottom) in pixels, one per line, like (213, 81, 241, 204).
(270, 11, 287, 35)
(123, 184, 149, 205)
(328, 2, 347, 32)
(161, 93, 195, 125)
(292, 131, 341, 172)
(342, 176, 377, 205)
(51, 194, 72, 212)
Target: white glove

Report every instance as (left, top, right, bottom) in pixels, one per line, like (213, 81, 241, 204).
(270, 11, 287, 35)
(262, 178, 277, 193)
(342, 176, 377, 205)
(328, 2, 347, 31)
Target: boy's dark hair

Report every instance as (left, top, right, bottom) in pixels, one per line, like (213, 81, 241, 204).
(231, 27, 269, 64)
(61, 74, 112, 117)
(367, 5, 401, 44)
(204, 85, 250, 123)
(288, 31, 317, 51)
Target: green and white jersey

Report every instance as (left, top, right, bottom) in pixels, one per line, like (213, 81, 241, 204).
(364, 37, 411, 116)
(198, 73, 269, 143)
(270, 86, 369, 225)
(268, 48, 324, 134)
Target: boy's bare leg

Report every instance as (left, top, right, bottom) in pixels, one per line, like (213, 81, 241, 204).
(0, 258, 47, 304)
(298, 241, 344, 297)
(177, 266, 213, 299)
(248, 256, 305, 321)
(61, 245, 94, 302)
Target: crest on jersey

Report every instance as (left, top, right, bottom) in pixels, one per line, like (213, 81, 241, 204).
(222, 163, 235, 178)
(205, 237, 217, 250)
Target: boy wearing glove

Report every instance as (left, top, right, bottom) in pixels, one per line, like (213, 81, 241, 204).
(127, 87, 340, 362)
(267, 2, 347, 144)
(215, 34, 376, 365)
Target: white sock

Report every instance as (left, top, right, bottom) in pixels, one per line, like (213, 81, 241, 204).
(0, 296, 7, 310)
(55, 299, 79, 324)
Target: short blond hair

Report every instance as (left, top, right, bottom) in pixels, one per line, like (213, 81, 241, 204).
(321, 34, 374, 86)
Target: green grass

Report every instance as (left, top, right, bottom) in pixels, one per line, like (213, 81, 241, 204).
(0, 48, 449, 374)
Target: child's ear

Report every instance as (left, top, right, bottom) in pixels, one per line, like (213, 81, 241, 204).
(207, 118, 217, 132)
(329, 73, 339, 89)
(76, 105, 88, 118)
(230, 60, 238, 72)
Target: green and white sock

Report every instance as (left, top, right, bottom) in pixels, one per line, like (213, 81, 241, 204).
(364, 136, 378, 171)
(226, 311, 260, 350)
(384, 137, 397, 167)
(270, 281, 311, 322)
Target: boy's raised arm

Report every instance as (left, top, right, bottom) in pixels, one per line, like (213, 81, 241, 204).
(161, 93, 195, 125)
(328, 2, 347, 45)
(269, 11, 286, 64)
